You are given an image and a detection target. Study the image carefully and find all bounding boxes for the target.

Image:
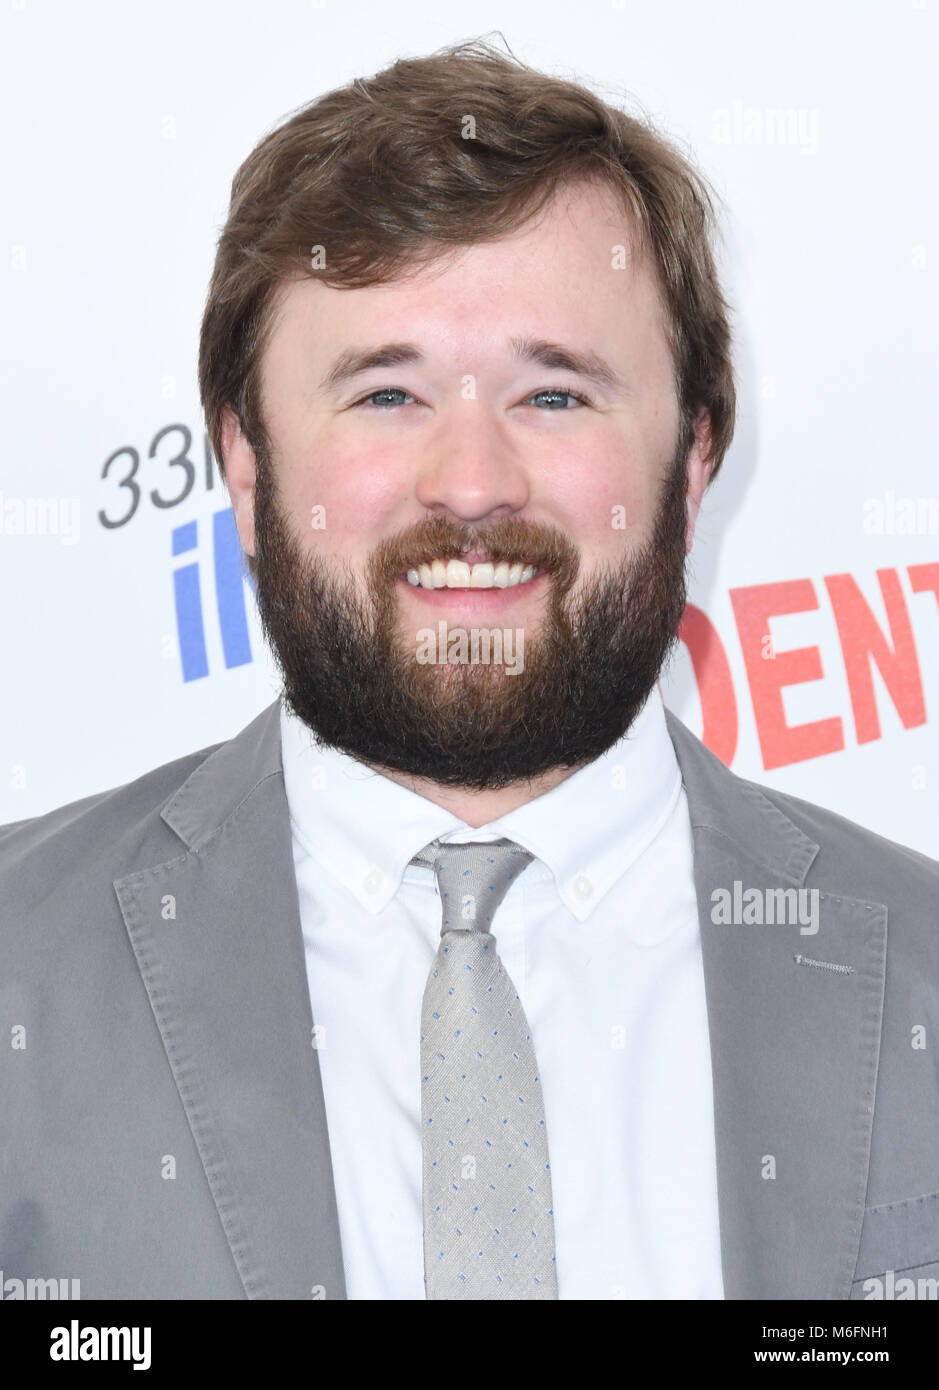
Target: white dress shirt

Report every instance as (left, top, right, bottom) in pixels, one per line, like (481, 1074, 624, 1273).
(280, 686, 724, 1299)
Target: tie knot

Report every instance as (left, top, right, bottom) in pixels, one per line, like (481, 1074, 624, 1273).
(411, 837, 534, 934)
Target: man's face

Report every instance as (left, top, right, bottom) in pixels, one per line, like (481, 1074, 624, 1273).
(224, 178, 711, 790)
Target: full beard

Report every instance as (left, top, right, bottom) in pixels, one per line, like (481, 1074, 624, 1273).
(250, 446, 690, 792)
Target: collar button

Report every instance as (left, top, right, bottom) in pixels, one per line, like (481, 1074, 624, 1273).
(362, 867, 384, 894)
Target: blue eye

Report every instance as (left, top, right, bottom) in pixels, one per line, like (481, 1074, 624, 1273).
(526, 386, 594, 409)
(352, 384, 594, 410)
(356, 387, 416, 409)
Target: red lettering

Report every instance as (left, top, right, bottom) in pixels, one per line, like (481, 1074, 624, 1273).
(908, 561, 939, 608)
(676, 603, 738, 765)
(824, 569, 926, 744)
(729, 579, 844, 771)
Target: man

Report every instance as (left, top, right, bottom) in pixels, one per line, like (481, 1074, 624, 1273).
(2, 40, 938, 1302)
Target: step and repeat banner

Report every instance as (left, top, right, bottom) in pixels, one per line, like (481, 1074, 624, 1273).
(1, 0, 936, 857)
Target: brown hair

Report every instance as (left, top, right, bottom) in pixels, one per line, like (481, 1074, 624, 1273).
(198, 35, 735, 489)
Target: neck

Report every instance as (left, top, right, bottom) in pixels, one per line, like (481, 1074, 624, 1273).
(371, 762, 582, 828)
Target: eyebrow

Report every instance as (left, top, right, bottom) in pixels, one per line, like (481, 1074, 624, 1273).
(318, 336, 625, 394)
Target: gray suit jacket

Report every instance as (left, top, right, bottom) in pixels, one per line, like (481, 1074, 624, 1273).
(2, 696, 938, 1300)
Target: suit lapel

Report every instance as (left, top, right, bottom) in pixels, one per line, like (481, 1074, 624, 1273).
(114, 698, 347, 1300)
(664, 709, 887, 1299)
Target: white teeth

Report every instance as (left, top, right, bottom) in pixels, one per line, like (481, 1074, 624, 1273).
(469, 562, 494, 588)
(404, 559, 541, 590)
(446, 559, 471, 587)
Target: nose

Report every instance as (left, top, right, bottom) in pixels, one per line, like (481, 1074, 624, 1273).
(413, 410, 531, 524)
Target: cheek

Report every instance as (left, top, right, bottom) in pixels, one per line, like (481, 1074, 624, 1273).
(546, 454, 654, 560)
(278, 440, 407, 554)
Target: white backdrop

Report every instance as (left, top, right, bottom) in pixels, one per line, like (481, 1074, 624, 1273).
(1, 0, 936, 857)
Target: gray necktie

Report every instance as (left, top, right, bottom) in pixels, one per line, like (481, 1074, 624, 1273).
(413, 836, 558, 1299)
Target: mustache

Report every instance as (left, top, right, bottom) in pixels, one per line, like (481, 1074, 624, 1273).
(367, 514, 580, 592)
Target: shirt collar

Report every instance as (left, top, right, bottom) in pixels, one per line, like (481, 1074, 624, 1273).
(280, 686, 682, 922)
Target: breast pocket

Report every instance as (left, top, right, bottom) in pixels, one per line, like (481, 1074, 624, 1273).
(850, 1189, 939, 1299)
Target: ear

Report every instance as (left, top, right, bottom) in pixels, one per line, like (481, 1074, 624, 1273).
(220, 404, 258, 560)
(684, 407, 713, 554)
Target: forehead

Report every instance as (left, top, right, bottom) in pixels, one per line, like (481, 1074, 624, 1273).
(261, 177, 671, 384)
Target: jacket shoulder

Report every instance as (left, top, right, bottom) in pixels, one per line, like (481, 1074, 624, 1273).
(755, 776, 939, 892)
(0, 735, 225, 878)
(663, 706, 939, 901)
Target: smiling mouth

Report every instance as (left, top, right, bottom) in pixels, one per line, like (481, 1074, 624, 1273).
(401, 558, 542, 591)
